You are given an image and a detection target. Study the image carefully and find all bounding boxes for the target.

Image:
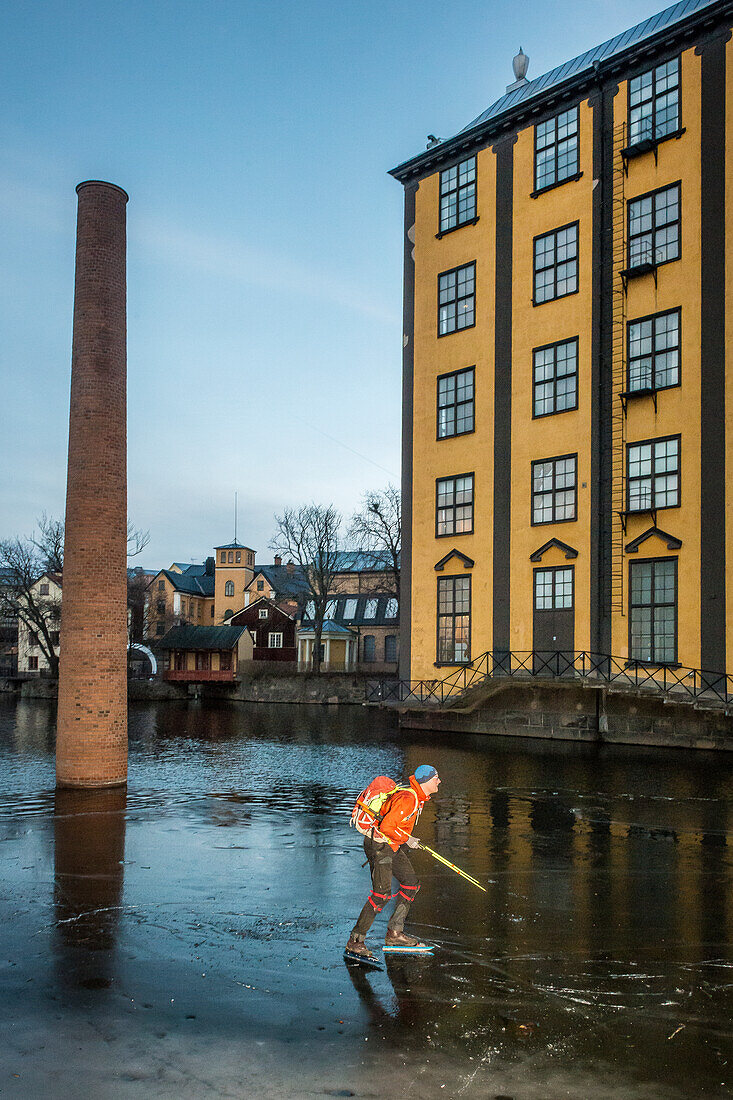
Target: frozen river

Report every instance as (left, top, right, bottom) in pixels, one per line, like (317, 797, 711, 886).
(1, 695, 732, 1098)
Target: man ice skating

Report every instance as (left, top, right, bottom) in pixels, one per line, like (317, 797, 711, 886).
(345, 765, 441, 961)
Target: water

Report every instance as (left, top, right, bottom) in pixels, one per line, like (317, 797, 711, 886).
(1, 695, 732, 1098)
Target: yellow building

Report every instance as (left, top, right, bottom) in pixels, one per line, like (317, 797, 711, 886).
(213, 541, 255, 622)
(391, 0, 732, 685)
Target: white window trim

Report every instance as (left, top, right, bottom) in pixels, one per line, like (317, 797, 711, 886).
(268, 632, 283, 648)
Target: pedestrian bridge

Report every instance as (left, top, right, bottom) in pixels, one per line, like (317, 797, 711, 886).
(365, 650, 733, 718)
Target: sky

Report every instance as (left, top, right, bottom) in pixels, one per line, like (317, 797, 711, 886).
(1, 0, 669, 570)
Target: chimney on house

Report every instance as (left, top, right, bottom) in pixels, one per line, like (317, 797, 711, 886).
(274, 555, 282, 567)
(205, 556, 215, 575)
(56, 180, 129, 789)
(286, 560, 295, 575)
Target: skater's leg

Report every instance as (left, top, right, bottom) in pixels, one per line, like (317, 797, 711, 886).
(386, 846, 420, 935)
(350, 837, 393, 939)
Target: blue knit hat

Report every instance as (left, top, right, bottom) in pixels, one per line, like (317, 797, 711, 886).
(413, 765, 437, 784)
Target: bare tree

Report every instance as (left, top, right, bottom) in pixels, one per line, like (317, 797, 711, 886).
(270, 504, 342, 674)
(0, 536, 62, 675)
(348, 484, 401, 598)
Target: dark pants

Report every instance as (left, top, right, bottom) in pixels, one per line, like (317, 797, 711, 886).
(352, 834, 420, 938)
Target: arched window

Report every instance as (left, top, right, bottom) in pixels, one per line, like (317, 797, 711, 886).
(225, 580, 234, 597)
(224, 609, 233, 619)
(220, 552, 226, 564)
(385, 635, 397, 662)
(228, 552, 234, 563)
(235, 552, 241, 563)
(363, 635, 376, 662)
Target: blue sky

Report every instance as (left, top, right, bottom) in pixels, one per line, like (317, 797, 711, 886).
(1, 0, 667, 569)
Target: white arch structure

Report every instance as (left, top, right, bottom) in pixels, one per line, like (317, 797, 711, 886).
(127, 643, 157, 675)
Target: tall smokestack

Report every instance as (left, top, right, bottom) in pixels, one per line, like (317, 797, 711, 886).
(56, 181, 129, 789)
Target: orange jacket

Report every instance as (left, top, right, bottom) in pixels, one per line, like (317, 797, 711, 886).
(377, 775, 429, 851)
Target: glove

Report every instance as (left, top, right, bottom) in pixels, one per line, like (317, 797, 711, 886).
(405, 835, 420, 849)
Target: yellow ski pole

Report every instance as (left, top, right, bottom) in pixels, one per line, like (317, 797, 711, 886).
(355, 800, 486, 893)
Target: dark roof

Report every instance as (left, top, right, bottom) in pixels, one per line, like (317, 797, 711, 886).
(302, 593, 399, 629)
(391, 0, 724, 180)
(215, 540, 254, 551)
(158, 625, 248, 651)
(249, 564, 310, 598)
(333, 550, 398, 573)
(157, 569, 215, 597)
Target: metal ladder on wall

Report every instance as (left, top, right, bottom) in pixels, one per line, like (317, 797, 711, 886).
(609, 122, 628, 616)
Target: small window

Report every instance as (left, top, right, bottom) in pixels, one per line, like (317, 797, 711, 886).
(437, 575, 471, 664)
(257, 579, 264, 591)
(225, 580, 234, 597)
(224, 608, 233, 619)
(385, 635, 397, 662)
(438, 262, 475, 335)
(439, 156, 476, 232)
(627, 437, 680, 512)
(436, 474, 474, 536)
(29, 631, 39, 646)
(630, 558, 677, 664)
(228, 552, 234, 563)
(385, 598, 398, 619)
(534, 567, 573, 610)
(363, 598, 378, 619)
(39, 583, 49, 595)
(159, 578, 166, 590)
(627, 309, 680, 392)
(235, 552, 241, 563)
(305, 601, 315, 619)
(210, 605, 214, 618)
(532, 454, 577, 524)
(247, 552, 254, 566)
(28, 656, 38, 670)
(156, 621, 165, 635)
(343, 598, 358, 619)
(533, 338, 578, 417)
(157, 600, 166, 614)
(362, 635, 376, 662)
(438, 367, 474, 439)
(268, 632, 283, 648)
(220, 552, 226, 564)
(259, 608, 269, 619)
(325, 599, 339, 620)
(628, 183, 680, 269)
(628, 57, 680, 146)
(534, 106, 579, 192)
(534, 223, 578, 304)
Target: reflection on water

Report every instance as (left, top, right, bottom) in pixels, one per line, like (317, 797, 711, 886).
(0, 695, 732, 1097)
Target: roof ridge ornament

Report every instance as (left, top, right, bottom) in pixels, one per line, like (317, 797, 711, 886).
(507, 47, 530, 93)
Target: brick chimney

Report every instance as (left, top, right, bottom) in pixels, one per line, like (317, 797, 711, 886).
(274, 555, 282, 567)
(286, 560, 295, 575)
(56, 181, 129, 789)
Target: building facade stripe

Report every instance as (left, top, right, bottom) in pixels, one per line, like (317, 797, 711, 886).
(399, 183, 417, 680)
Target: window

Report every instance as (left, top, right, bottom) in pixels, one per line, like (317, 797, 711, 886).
(326, 599, 339, 619)
(532, 455, 577, 524)
(437, 367, 474, 439)
(157, 600, 166, 614)
(28, 656, 38, 670)
(362, 635, 376, 662)
(224, 609, 233, 619)
(533, 223, 578, 303)
(534, 567, 573, 610)
(220, 651, 232, 671)
(438, 263, 475, 335)
(305, 601, 315, 619)
(225, 580, 234, 597)
(259, 608, 269, 619)
(268, 632, 283, 648)
(29, 631, 39, 646)
(533, 338, 578, 417)
(385, 598, 398, 619)
(343, 598, 358, 619)
(628, 57, 680, 146)
(159, 578, 166, 590)
(220, 552, 226, 564)
(630, 558, 677, 664)
(156, 621, 165, 635)
(534, 106, 579, 192)
(437, 575, 471, 664)
(210, 605, 214, 618)
(627, 309, 680, 392)
(256, 579, 265, 591)
(228, 552, 234, 563)
(385, 635, 398, 663)
(628, 183, 680, 269)
(39, 583, 49, 595)
(235, 552, 241, 563)
(439, 157, 476, 232)
(436, 474, 474, 536)
(363, 598, 378, 619)
(627, 436, 680, 512)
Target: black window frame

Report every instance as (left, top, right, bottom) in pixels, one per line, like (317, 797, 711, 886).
(533, 565, 575, 612)
(533, 105, 580, 194)
(627, 55, 681, 148)
(627, 182, 681, 272)
(626, 308, 681, 394)
(438, 155, 478, 236)
(362, 635, 376, 663)
(437, 366, 475, 440)
(533, 221, 579, 305)
(436, 573, 471, 667)
(438, 262, 476, 337)
(626, 434, 681, 513)
(435, 472, 475, 538)
(531, 453, 578, 526)
(384, 634, 398, 663)
(628, 556, 678, 666)
(532, 336, 579, 418)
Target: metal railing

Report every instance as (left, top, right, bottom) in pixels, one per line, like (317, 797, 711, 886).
(365, 651, 733, 712)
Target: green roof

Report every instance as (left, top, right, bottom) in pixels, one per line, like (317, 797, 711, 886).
(158, 625, 248, 651)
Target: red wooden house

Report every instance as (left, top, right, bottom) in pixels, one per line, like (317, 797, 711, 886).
(229, 597, 297, 663)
